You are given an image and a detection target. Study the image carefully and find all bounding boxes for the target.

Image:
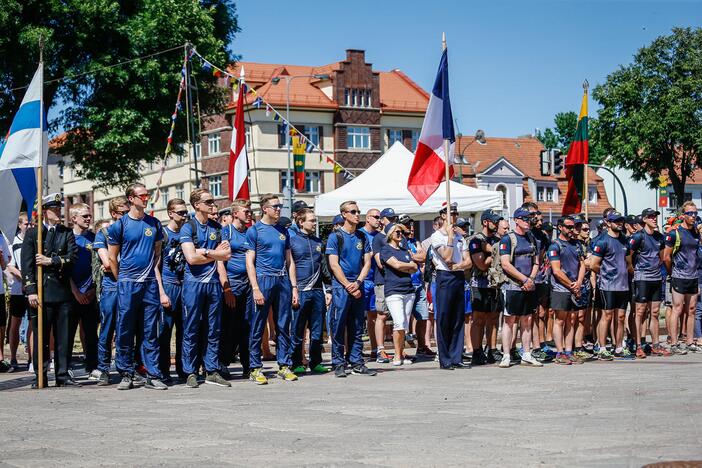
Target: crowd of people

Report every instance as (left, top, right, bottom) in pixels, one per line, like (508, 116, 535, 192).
(1, 183, 701, 390)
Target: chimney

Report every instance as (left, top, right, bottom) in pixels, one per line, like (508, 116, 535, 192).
(345, 49, 366, 63)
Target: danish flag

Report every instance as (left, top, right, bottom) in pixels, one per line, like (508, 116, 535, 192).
(229, 70, 249, 200)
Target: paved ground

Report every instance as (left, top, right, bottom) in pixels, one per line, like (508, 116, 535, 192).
(1, 353, 702, 467)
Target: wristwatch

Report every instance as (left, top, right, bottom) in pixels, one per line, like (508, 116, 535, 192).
(204, 249, 209, 258)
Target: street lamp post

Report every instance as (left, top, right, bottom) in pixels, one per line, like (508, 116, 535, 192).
(271, 73, 330, 215)
(455, 129, 486, 184)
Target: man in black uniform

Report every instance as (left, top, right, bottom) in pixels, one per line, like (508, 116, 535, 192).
(22, 193, 79, 387)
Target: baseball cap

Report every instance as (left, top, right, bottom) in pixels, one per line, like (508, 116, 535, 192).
(480, 209, 502, 223)
(513, 207, 532, 220)
(398, 214, 413, 226)
(292, 200, 311, 213)
(440, 202, 458, 214)
(332, 214, 344, 225)
(606, 211, 626, 222)
(218, 207, 232, 217)
(42, 193, 63, 208)
(380, 207, 396, 219)
(542, 221, 554, 232)
(278, 217, 292, 228)
(641, 208, 660, 217)
(455, 217, 470, 229)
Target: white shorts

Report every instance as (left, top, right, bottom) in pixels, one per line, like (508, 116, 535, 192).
(385, 293, 415, 332)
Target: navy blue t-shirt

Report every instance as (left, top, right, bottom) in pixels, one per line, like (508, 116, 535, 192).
(532, 228, 550, 284)
(107, 214, 164, 282)
(180, 218, 222, 283)
(499, 233, 537, 291)
(592, 232, 630, 291)
(468, 233, 499, 288)
(547, 239, 581, 293)
(325, 228, 371, 288)
(245, 221, 290, 276)
(359, 227, 378, 283)
(372, 232, 387, 285)
(222, 224, 249, 291)
(379, 244, 415, 296)
(93, 228, 116, 290)
(161, 226, 183, 284)
(629, 230, 664, 281)
(290, 232, 323, 291)
(72, 230, 95, 293)
(665, 227, 701, 280)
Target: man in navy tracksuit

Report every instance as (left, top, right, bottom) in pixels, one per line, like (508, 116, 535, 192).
(217, 199, 253, 378)
(245, 194, 298, 385)
(179, 188, 231, 388)
(107, 183, 167, 391)
(155, 198, 188, 382)
(326, 200, 376, 378)
(289, 208, 330, 375)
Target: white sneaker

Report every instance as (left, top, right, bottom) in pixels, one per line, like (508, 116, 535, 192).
(402, 358, 413, 365)
(49, 359, 54, 371)
(520, 352, 543, 367)
(28, 361, 34, 373)
(392, 360, 402, 367)
(499, 354, 511, 368)
(88, 369, 102, 381)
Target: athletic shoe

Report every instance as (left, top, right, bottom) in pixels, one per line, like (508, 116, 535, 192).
(650, 345, 673, 357)
(186, 373, 199, 388)
(132, 374, 146, 387)
(555, 353, 571, 365)
(311, 364, 330, 374)
(614, 349, 635, 360)
(402, 357, 414, 365)
(597, 349, 614, 361)
(520, 352, 543, 367)
(672, 344, 688, 355)
(277, 366, 298, 381)
(635, 347, 647, 359)
(568, 353, 585, 365)
(351, 364, 377, 376)
(462, 351, 473, 362)
(574, 350, 593, 362)
(416, 346, 437, 357)
(471, 349, 487, 366)
(145, 378, 168, 390)
(28, 361, 34, 373)
(376, 351, 390, 364)
(405, 333, 417, 346)
(219, 367, 232, 380)
(88, 369, 102, 381)
(292, 365, 307, 375)
(97, 371, 110, 386)
(643, 343, 652, 356)
(687, 343, 702, 353)
(452, 362, 471, 369)
(369, 350, 378, 360)
(533, 349, 554, 363)
(488, 348, 503, 364)
(249, 368, 268, 385)
(499, 354, 511, 368)
(0, 360, 9, 373)
(510, 349, 522, 364)
(205, 372, 232, 387)
(392, 360, 402, 367)
(334, 365, 347, 378)
(116, 375, 133, 390)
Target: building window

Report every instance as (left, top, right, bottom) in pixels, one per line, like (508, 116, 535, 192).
(347, 127, 370, 149)
(98, 202, 105, 219)
(411, 130, 419, 151)
(208, 133, 221, 155)
(280, 171, 321, 193)
(176, 184, 184, 201)
(589, 187, 598, 205)
(160, 187, 169, 208)
(537, 187, 545, 202)
(388, 129, 403, 147)
(195, 142, 201, 159)
(209, 176, 222, 197)
(344, 88, 351, 106)
(176, 152, 184, 164)
(245, 125, 252, 149)
(546, 187, 556, 202)
(304, 126, 320, 147)
(495, 184, 508, 213)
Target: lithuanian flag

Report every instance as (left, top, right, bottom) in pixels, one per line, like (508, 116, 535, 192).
(292, 135, 307, 192)
(562, 90, 589, 215)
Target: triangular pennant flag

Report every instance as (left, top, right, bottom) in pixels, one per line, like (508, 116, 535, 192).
(333, 163, 342, 174)
(266, 104, 271, 117)
(306, 142, 314, 153)
(253, 97, 263, 109)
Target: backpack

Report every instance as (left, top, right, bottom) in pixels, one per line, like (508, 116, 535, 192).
(188, 218, 221, 248)
(162, 227, 186, 280)
(323, 229, 367, 284)
(486, 231, 537, 288)
(467, 232, 489, 281)
(423, 245, 436, 284)
(91, 227, 109, 299)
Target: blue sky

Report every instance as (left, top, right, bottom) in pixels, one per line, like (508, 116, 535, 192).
(233, 0, 701, 138)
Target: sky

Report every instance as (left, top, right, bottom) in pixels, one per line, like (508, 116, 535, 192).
(232, 0, 701, 138)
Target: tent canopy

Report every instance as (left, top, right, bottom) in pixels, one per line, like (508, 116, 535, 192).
(315, 142, 503, 220)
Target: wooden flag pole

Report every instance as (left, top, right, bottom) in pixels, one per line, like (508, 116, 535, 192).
(582, 79, 589, 221)
(36, 37, 45, 389)
(442, 32, 452, 230)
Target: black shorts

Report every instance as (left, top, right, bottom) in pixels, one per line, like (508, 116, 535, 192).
(9, 295, 27, 318)
(535, 282, 550, 307)
(504, 290, 538, 317)
(599, 290, 629, 311)
(0, 294, 5, 328)
(671, 277, 698, 295)
(633, 280, 663, 303)
(470, 287, 503, 313)
(550, 290, 574, 311)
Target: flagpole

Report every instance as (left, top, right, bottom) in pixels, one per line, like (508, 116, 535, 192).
(36, 37, 45, 389)
(582, 80, 589, 221)
(442, 33, 452, 231)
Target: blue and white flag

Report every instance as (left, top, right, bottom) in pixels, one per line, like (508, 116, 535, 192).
(0, 65, 47, 242)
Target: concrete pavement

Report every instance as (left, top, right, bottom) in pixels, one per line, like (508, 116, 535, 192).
(1, 354, 702, 467)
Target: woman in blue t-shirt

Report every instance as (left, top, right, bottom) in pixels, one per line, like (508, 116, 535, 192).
(380, 223, 418, 366)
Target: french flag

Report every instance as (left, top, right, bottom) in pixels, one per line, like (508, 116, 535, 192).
(0, 65, 47, 242)
(407, 49, 455, 205)
(228, 70, 249, 201)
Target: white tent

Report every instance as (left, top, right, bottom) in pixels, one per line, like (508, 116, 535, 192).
(315, 142, 502, 220)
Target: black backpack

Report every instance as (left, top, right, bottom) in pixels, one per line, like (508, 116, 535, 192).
(323, 229, 367, 284)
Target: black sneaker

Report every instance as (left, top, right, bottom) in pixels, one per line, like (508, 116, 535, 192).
(145, 378, 168, 390)
(510, 349, 522, 364)
(97, 371, 110, 386)
(489, 348, 503, 363)
(219, 366, 232, 380)
(117, 375, 133, 390)
(472, 349, 487, 366)
(453, 362, 471, 369)
(334, 365, 347, 378)
(351, 364, 377, 376)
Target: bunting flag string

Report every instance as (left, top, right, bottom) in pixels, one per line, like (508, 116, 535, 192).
(189, 49, 355, 181)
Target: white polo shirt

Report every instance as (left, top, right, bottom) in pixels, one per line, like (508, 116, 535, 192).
(430, 229, 467, 272)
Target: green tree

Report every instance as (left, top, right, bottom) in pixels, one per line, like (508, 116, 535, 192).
(536, 111, 605, 165)
(0, 0, 239, 188)
(593, 27, 702, 203)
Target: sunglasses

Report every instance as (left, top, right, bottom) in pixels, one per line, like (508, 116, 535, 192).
(79, 214, 92, 219)
(264, 204, 283, 210)
(345, 210, 360, 215)
(684, 211, 698, 216)
(394, 230, 404, 236)
(135, 194, 150, 202)
(562, 225, 575, 230)
(580, 227, 590, 232)
(173, 210, 188, 216)
(369, 215, 381, 220)
(200, 199, 215, 206)
(114, 210, 129, 216)
(239, 209, 252, 215)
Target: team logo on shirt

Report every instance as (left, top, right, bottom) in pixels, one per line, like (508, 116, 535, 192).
(86, 243, 93, 251)
(356, 241, 363, 250)
(144, 228, 153, 237)
(500, 243, 506, 250)
(279, 233, 286, 241)
(316, 245, 322, 252)
(209, 232, 217, 241)
(550, 250, 557, 257)
(593, 245, 601, 253)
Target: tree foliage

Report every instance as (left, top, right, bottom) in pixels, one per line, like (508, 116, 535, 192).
(0, 0, 239, 188)
(536, 111, 606, 165)
(593, 27, 702, 203)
